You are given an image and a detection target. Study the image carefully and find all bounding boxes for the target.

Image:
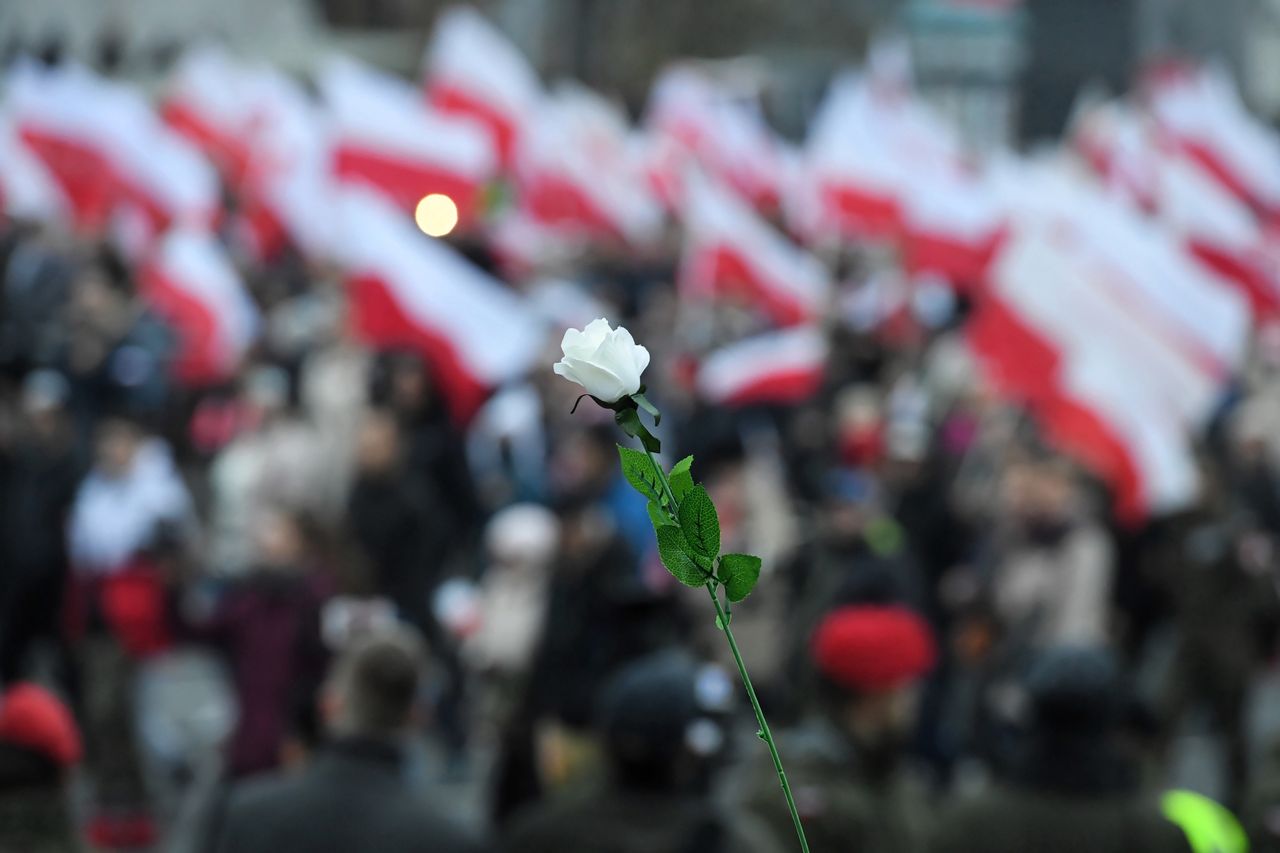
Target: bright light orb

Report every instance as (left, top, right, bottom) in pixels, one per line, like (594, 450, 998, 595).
(414, 193, 458, 237)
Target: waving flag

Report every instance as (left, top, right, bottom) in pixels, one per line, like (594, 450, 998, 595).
(680, 171, 829, 326)
(516, 85, 663, 247)
(971, 165, 1249, 520)
(321, 58, 496, 223)
(161, 46, 260, 188)
(425, 6, 541, 168)
(795, 71, 967, 242)
(1148, 64, 1280, 221)
(697, 326, 827, 407)
(0, 113, 68, 222)
(335, 190, 546, 421)
(646, 66, 792, 212)
(140, 230, 259, 385)
(8, 61, 217, 237)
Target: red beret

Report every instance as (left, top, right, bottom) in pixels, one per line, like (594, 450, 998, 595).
(811, 605, 937, 693)
(0, 684, 83, 768)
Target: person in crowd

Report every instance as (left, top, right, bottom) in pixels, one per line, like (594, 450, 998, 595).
(0, 370, 80, 684)
(214, 626, 486, 853)
(983, 456, 1115, 651)
(0, 683, 82, 853)
(206, 365, 336, 576)
(502, 650, 781, 853)
(928, 646, 1192, 853)
(65, 416, 196, 848)
(1246, 733, 1280, 852)
(738, 604, 938, 852)
(184, 508, 333, 780)
(489, 490, 688, 824)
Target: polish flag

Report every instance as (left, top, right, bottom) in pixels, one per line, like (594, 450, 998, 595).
(233, 75, 340, 262)
(321, 58, 496, 224)
(1148, 64, 1280, 220)
(900, 169, 1005, 290)
(516, 85, 663, 247)
(8, 62, 218, 237)
(696, 326, 827, 407)
(161, 46, 259, 188)
(1070, 99, 1159, 210)
(139, 230, 259, 385)
(969, 186, 1248, 520)
(794, 71, 967, 242)
(335, 190, 546, 422)
(424, 6, 542, 168)
(680, 171, 829, 326)
(1153, 153, 1280, 317)
(646, 66, 792, 212)
(0, 113, 69, 222)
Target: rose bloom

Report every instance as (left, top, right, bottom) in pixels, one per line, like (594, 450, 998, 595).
(553, 318, 650, 403)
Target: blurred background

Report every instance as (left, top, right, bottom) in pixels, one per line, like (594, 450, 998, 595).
(2, 0, 1280, 851)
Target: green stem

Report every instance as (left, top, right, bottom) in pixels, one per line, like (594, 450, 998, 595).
(706, 584, 810, 853)
(642, 446, 680, 511)
(637, 440, 810, 853)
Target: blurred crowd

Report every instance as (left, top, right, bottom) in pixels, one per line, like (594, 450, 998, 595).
(3, 17, 1280, 853)
(3, 177, 1280, 852)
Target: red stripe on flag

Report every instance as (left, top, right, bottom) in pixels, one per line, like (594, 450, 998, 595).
(347, 273, 491, 423)
(429, 83, 520, 169)
(139, 263, 226, 385)
(333, 146, 482, 222)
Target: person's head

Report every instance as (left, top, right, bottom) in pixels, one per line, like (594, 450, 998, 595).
(94, 417, 144, 477)
(19, 369, 70, 439)
(810, 605, 936, 764)
(1024, 645, 1123, 740)
(355, 409, 402, 477)
(821, 468, 879, 546)
(386, 352, 437, 414)
(321, 626, 427, 740)
(0, 683, 82, 791)
(485, 503, 560, 572)
(252, 508, 309, 571)
(595, 652, 731, 792)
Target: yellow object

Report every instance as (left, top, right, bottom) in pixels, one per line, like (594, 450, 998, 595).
(1161, 790, 1249, 853)
(414, 193, 459, 237)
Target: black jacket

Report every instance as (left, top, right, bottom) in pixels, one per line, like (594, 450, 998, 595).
(214, 738, 485, 853)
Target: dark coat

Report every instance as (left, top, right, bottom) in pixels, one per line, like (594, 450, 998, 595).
(927, 787, 1191, 853)
(738, 718, 932, 853)
(502, 785, 782, 853)
(214, 738, 485, 853)
(193, 570, 331, 778)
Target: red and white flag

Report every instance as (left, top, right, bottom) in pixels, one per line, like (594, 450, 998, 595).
(140, 230, 259, 385)
(516, 85, 663, 247)
(161, 46, 261, 188)
(680, 171, 829, 326)
(900, 168, 1005, 290)
(970, 169, 1249, 520)
(1153, 152, 1280, 317)
(0, 112, 68, 222)
(335, 190, 546, 421)
(646, 66, 792, 212)
(321, 58, 497, 223)
(696, 326, 827, 407)
(8, 61, 218, 237)
(1148, 64, 1280, 221)
(424, 6, 541, 168)
(794, 71, 967, 242)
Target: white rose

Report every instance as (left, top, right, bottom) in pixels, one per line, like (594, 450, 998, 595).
(553, 318, 651, 403)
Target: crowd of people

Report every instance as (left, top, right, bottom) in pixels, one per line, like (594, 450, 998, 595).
(2, 187, 1279, 852)
(3, 20, 1280, 853)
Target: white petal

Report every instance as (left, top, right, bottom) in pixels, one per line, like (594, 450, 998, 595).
(632, 344, 651, 377)
(561, 356, 629, 402)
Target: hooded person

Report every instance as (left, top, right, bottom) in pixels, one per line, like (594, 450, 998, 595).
(501, 650, 781, 853)
(0, 683, 83, 852)
(738, 604, 938, 852)
(928, 646, 1192, 853)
